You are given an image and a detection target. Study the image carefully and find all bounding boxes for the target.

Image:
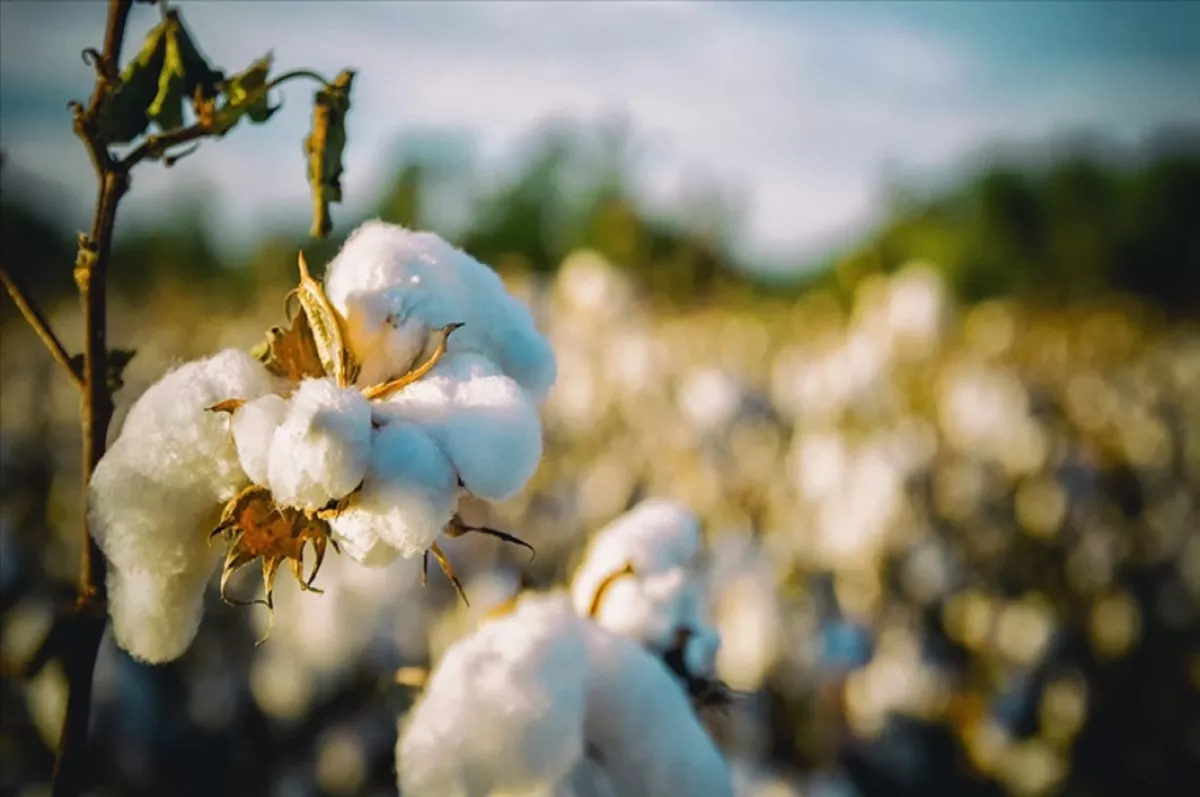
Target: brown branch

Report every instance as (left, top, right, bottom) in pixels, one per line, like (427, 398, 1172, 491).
(51, 3, 134, 796)
(0, 265, 83, 387)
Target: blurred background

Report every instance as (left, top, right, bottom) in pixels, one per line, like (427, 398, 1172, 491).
(2, 1, 1199, 796)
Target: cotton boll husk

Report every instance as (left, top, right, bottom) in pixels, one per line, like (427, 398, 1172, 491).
(329, 421, 456, 560)
(577, 619, 734, 797)
(373, 351, 543, 501)
(323, 220, 557, 401)
(571, 499, 702, 620)
(266, 379, 372, 511)
(230, 393, 288, 486)
(397, 593, 590, 797)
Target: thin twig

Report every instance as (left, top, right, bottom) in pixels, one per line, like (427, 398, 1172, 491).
(51, 2, 133, 795)
(0, 265, 83, 387)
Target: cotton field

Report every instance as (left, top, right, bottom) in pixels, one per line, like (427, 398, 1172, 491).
(2, 238, 1197, 797)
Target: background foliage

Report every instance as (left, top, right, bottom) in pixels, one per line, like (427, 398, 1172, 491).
(2, 118, 1199, 796)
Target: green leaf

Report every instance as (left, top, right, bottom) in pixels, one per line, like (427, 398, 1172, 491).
(172, 11, 223, 102)
(304, 70, 355, 239)
(94, 22, 169, 144)
(147, 24, 186, 131)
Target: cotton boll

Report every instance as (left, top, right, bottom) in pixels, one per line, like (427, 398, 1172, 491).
(267, 379, 372, 511)
(374, 352, 543, 501)
(116, 348, 278, 502)
(324, 220, 557, 401)
(578, 620, 734, 797)
(230, 394, 288, 486)
(91, 349, 277, 636)
(107, 552, 217, 664)
(571, 499, 702, 620)
(329, 422, 456, 560)
(589, 567, 696, 652)
(397, 593, 589, 797)
(338, 289, 431, 388)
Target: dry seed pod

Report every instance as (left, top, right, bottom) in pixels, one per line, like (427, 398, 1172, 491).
(289, 252, 360, 387)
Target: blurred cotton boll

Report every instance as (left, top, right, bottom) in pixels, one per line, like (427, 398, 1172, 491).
(397, 592, 733, 797)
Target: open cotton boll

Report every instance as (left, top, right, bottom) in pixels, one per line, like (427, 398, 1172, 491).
(588, 567, 697, 652)
(114, 348, 278, 502)
(91, 349, 278, 638)
(577, 619, 734, 797)
(329, 421, 456, 561)
(397, 593, 590, 797)
(230, 393, 288, 486)
(107, 553, 217, 664)
(571, 499, 702, 620)
(266, 379, 372, 511)
(373, 351, 543, 501)
(323, 220, 557, 401)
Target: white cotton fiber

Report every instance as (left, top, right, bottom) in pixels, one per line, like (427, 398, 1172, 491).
(329, 421, 457, 561)
(586, 567, 703, 654)
(229, 393, 288, 487)
(397, 592, 733, 797)
(373, 351, 544, 502)
(89, 348, 277, 662)
(266, 378, 372, 511)
(107, 553, 216, 664)
(397, 593, 590, 797)
(323, 220, 557, 401)
(570, 499, 702, 621)
(578, 621, 734, 797)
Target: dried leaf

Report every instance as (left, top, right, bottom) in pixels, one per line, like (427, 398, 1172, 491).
(209, 54, 278, 136)
(305, 70, 355, 239)
(209, 485, 337, 640)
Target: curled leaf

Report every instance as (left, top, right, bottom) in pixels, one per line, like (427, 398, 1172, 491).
(147, 19, 186, 131)
(94, 21, 169, 144)
(210, 54, 278, 136)
(305, 70, 355, 239)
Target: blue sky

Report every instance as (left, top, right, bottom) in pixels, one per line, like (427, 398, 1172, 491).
(2, 1, 1198, 271)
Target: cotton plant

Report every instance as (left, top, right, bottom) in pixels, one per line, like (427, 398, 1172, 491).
(89, 220, 555, 663)
(397, 592, 734, 797)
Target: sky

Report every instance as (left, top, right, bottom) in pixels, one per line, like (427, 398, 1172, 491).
(1, 0, 1198, 272)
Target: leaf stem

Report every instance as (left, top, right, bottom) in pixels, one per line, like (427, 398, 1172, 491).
(0, 265, 84, 388)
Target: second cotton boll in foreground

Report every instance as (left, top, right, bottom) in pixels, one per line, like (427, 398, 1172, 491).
(88, 220, 557, 663)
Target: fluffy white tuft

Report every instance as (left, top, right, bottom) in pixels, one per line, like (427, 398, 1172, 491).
(373, 352, 544, 502)
(397, 593, 590, 797)
(577, 618, 734, 797)
(396, 593, 734, 797)
(90, 349, 276, 662)
(230, 393, 288, 486)
(329, 421, 457, 561)
(323, 220, 557, 401)
(570, 499, 702, 623)
(265, 378, 372, 511)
